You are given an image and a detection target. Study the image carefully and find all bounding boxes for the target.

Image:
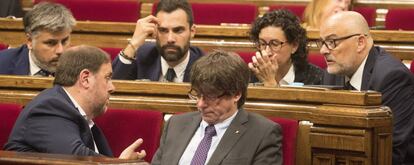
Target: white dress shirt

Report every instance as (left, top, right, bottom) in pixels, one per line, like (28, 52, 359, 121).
(179, 111, 239, 165)
(279, 64, 295, 85)
(348, 55, 369, 91)
(28, 50, 42, 76)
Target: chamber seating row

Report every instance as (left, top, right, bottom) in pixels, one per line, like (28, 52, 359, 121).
(0, 75, 393, 164)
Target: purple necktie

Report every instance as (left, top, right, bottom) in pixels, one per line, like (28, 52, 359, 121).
(190, 125, 217, 165)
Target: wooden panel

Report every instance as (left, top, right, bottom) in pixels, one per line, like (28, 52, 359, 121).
(310, 127, 368, 152)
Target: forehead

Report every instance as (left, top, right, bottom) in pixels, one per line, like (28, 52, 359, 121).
(97, 62, 112, 75)
(258, 26, 286, 41)
(32, 29, 71, 40)
(320, 19, 347, 39)
(156, 9, 190, 28)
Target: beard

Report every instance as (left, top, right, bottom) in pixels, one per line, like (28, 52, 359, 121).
(157, 42, 190, 62)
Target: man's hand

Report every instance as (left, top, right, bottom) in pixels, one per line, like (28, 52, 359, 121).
(248, 51, 279, 87)
(119, 138, 146, 160)
(124, 15, 160, 58)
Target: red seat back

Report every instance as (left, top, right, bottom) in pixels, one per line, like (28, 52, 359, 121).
(0, 103, 23, 148)
(308, 53, 327, 69)
(34, 0, 141, 22)
(268, 117, 298, 165)
(410, 60, 414, 74)
(94, 108, 163, 162)
(0, 43, 8, 51)
(152, 3, 258, 25)
(268, 5, 306, 21)
(100, 47, 122, 61)
(385, 9, 414, 30)
(353, 6, 377, 27)
(235, 51, 255, 64)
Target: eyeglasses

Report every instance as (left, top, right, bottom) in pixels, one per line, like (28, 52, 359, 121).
(316, 34, 366, 50)
(256, 39, 285, 52)
(188, 89, 227, 102)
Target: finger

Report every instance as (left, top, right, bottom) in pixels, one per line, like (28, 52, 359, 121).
(248, 63, 260, 74)
(126, 138, 143, 152)
(137, 150, 147, 159)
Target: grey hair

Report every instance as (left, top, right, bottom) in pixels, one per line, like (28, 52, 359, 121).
(24, 2, 76, 35)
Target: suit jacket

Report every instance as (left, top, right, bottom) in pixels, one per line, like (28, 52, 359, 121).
(323, 46, 414, 165)
(151, 109, 282, 165)
(4, 85, 113, 157)
(0, 45, 31, 75)
(112, 43, 204, 81)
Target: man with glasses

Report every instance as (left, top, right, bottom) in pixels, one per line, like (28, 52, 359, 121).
(151, 50, 282, 165)
(319, 11, 414, 165)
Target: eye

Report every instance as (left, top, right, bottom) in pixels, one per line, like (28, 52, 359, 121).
(269, 40, 282, 47)
(172, 27, 185, 34)
(44, 40, 58, 46)
(157, 27, 168, 34)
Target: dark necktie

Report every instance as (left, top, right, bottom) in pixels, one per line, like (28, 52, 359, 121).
(344, 81, 356, 90)
(35, 69, 53, 77)
(190, 125, 217, 165)
(165, 68, 176, 82)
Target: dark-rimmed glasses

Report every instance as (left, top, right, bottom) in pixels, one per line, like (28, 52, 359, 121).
(256, 39, 286, 52)
(316, 34, 366, 50)
(188, 89, 227, 102)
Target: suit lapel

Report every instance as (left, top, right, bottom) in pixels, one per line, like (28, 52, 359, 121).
(92, 125, 113, 156)
(361, 47, 377, 90)
(183, 51, 195, 82)
(150, 55, 162, 81)
(13, 45, 30, 75)
(170, 113, 201, 164)
(207, 110, 248, 165)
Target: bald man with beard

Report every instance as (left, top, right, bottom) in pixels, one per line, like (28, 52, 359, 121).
(319, 11, 414, 165)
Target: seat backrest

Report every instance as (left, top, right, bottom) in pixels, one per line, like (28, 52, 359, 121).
(410, 60, 414, 74)
(0, 103, 22, 148)
(152, 2, 258, 25)
(353, 6, 377, 27)
(100, 47, 122, 61)
(308, 53, 327, 69)
(94, 108, 163, 162)
(0, 43, 9, 51)
(235, 51, 255, 64)
(268, 117, 299, 165)
(34, 0, 141, 22)
(268, 5, 306, 21)
(385, 8, 414, 30)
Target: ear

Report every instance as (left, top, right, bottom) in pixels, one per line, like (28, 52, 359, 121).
(232, 92, 242, 103)
(26, 34, 33, 50)
(291, 42, 299, 54)
(78, 69, 92, 89)
(356, 35, 367, 53)
(190, 24, 196, 38)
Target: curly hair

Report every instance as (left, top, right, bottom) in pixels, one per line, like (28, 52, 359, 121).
(250, 9, 309, 71)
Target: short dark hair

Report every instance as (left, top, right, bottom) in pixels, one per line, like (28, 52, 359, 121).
(250, 9, 309, 71)
(23, 2, 76, 35)
(190, 50, 250, 109)
(155, 0, 194, 27)
(53, 45, 111, 86)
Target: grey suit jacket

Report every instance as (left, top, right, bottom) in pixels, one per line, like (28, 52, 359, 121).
(151, 109, 282, 165)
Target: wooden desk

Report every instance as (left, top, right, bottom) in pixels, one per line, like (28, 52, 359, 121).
(0, 150, 147, 165)
(0, 75, 392, 165)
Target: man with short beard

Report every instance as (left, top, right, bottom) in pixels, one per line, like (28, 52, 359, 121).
(0, 2, 75, 76)
(112, 0, 203, 82)
(5, 45, 146, 160)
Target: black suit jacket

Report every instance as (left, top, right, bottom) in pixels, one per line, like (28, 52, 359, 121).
(4, 85, 113, 157)
(112, 43, 203, 81)
(0, 45, 31, 75)
(323, 46, 414, 165)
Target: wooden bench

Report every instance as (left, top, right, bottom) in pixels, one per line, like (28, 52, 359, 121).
(0, 75, 392, 165)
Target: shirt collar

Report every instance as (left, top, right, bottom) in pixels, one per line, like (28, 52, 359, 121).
(160, 51, 190, 82)
(349, 55, 368, 91)
(200, 110, 238, 134)
(279, 64, 295, 85)
(62, 87, 95, 128)
(28, 50, 42, 76)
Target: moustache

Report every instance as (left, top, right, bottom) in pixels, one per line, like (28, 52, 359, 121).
(162, 45, 181, 51)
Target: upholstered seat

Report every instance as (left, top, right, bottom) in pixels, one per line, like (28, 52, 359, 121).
(385, 9, 414, 30)
(0, 103, 22, 148)
(268, 117, 299, 165)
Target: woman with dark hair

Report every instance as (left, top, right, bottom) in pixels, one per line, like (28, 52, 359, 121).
(249, 9, 323, 87)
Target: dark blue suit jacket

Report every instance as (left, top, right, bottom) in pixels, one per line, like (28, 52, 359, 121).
(323, 46, 414, 165)
(4, 85, 113, 157)
(112, 43, 203, 81)
(0, 45, 30, 75)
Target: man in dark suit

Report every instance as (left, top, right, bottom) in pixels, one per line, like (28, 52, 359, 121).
(112, 0, 203, 82)
(4, 45, 146, 160)
(318, 11, 414, 165)
(151, 50, 282, 165)
(0, 2, 75, 76)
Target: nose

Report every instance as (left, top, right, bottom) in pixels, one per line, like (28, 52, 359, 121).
(108, 81, 115, 94)
(338, 0, 348, 10)
(196, 97, 208, 109)
(319, 43, 330, 56)
(167, 31, 176, 44)
(55, 42, 64, 55)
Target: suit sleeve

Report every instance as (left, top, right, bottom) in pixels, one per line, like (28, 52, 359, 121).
(112, 55, 138, 80)
(253, 123, 283, 165)
(23, 105, 100, 156)
(151, 116, 171, 165)
(377, 69, 414, 163)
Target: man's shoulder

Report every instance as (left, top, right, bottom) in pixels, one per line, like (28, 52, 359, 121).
(0, 45, 28, 62)
(245, 111, 277, 127)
